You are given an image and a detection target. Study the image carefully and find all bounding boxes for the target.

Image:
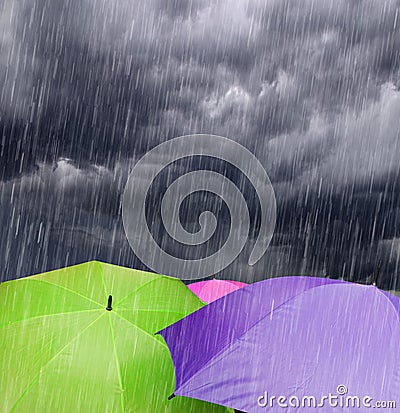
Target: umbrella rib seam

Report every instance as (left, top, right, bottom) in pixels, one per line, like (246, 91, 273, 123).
(0, 309, 102, 329)
(114, 277, 163, 306)
(176, 282, 340, 393)
(108, 314, 126, 413)
(375, 288, 400, 323)
(112, 311, 170, 350)
(9, 313, 105, 413)
(96, 261, 108, 297)
(35, 279, 104, 307)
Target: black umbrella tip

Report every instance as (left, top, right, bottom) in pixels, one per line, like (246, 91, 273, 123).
(371, 271, 379, 287)
(168, 393, 175, 400)
(106, 295, 112, 311)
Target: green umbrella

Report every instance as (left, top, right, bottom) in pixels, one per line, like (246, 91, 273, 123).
(0, 261, 232, 413)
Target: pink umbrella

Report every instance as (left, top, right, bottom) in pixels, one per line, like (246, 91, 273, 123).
(188, 279, 247, 303)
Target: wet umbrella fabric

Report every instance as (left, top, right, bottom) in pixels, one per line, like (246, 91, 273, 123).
(159, 276, 400, 412)
(0, 261, 232, 413)
(188, 280, 247, 303)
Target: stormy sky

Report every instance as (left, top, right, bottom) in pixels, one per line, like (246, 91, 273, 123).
(1, 0, 400, 289)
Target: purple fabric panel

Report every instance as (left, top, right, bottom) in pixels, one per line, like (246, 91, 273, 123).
(159, 276, 341, 392)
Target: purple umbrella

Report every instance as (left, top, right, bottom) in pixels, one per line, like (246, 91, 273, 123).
(159, 276, 400, 412)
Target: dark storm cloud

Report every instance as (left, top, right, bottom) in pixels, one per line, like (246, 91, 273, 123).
(0, 158, 138, 280)
(1, 0, 400, 288)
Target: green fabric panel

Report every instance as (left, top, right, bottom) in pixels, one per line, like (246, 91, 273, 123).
(116, 276, 203, 313)
(11, 314, 122, 413)
(32, 261, 107, 306)
(98, 262, 162, 303)
(0, 279, 101, 326)
(114, 309, 187, 340)
(1, 311, 102, 411)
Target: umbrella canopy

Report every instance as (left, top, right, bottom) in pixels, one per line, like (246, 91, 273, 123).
(0, 261, 232, 413)
(159, 276, 400, 412)
(188, 280, 247, 303)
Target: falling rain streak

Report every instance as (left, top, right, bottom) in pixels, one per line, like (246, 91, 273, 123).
(0, 0, 399, 290)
